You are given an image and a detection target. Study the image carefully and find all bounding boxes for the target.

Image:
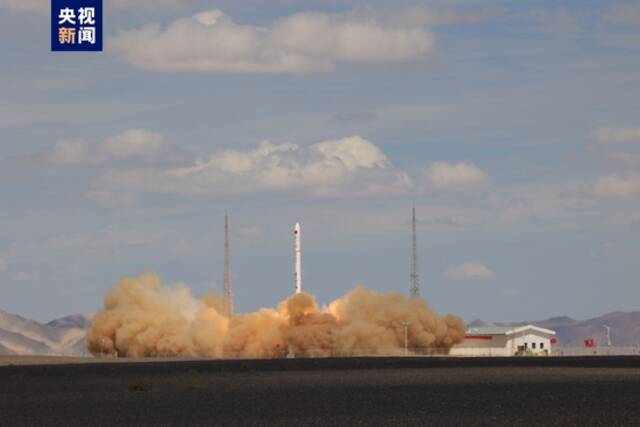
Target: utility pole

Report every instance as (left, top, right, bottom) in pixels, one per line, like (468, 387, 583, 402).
(604, 325, 612, 347)
(403, 321, 409, 356)
(410, 207, 420, 299)
(223, 213, 233, 318)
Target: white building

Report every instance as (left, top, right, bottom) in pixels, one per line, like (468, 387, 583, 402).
(450, 325, 556, 357)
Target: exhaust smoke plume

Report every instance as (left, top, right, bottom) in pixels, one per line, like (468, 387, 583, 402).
(87, 273, 465, 358)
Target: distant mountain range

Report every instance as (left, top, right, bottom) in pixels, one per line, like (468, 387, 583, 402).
(470, 311, 640, 347)
(0, 309, 94, 356)
(1, 309, 639, 356)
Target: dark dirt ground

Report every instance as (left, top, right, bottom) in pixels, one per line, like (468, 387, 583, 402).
(1, 357, 639, 426)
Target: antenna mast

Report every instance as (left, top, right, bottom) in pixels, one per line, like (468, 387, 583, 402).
(410, 207, 420, 299)
(223, 213, 233, 317)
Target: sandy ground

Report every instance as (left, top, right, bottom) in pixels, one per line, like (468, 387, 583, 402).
(1, 357, 640, 426)
(0, 355, 205, 366)
(0, 356, 96, 366)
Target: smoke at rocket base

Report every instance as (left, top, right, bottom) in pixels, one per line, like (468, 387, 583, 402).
(87, 273, 466, 358)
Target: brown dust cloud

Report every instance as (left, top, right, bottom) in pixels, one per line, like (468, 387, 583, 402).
(87, 273, 465, 358)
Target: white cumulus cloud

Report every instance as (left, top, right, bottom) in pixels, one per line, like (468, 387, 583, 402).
(446, 262, 496, 281)
(594, 125, 640, 144)
(101, 129, 165, 158)
(105, 136, 413, 197)
(110, 9, 435, 73)
(47, 140, 96, 165)
(425, 161, 490, 192)
(46, 129, 190, 166)
(595, 173, 640, 198)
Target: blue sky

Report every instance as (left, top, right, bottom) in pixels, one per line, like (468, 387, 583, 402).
(1, 0, 639, 323)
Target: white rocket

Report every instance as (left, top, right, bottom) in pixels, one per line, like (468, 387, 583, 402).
(294, 222, 302, 294)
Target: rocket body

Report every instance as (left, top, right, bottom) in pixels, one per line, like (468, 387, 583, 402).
(294, 222, 301, 294)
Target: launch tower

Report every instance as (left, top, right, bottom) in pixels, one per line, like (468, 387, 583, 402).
(410, 207, 420, 299)
(294, 223, 302, 294)
(223, 213, 234, 317)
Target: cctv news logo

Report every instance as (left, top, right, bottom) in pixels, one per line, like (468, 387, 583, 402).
(51, 0, 102, 51)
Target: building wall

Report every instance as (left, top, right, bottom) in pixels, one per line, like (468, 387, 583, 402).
(510, 331, 553, 356)
(450, 329, 554, 357)
(449, 346, 511, 357)
(450, 335, 511, 357)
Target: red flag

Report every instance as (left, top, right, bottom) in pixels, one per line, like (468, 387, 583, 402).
(584, 338, 596, 348)
(550, 338, 557, 345)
